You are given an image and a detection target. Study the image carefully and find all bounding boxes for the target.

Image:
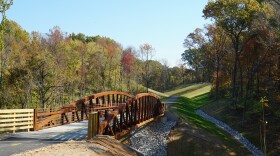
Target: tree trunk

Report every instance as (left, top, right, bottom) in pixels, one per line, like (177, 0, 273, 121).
(239, 59, 243, 98)
(232, 52, 238, 106)
(256, 71, 260, 97)
(232, 36, 241, 107)
(215, 62, 220, 100)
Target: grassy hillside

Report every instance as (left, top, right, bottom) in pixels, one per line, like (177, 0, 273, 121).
(167, 83, 250, 155)
(148, 83, 211, 100)
(163, 83, 211, 97)
(148, 88, 169, 98)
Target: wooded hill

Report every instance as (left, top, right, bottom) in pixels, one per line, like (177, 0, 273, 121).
(181, 0, 280, 154)
(182, 0, 279, 119)
(0, 20, 198, 109)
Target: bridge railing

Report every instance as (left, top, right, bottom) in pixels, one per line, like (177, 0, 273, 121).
(34, 91, 133, 130)
(33, 91, 165, 139)
(128, 93, 164, 125)
(92, 92, 165, 139)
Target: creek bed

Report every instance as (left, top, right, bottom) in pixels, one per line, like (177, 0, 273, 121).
(128, 117, 177, 156)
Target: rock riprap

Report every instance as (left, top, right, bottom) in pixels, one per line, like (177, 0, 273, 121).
(129, 119, 176, 156)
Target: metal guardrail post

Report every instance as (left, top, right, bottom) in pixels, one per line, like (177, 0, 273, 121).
(88, 111, 98, 140)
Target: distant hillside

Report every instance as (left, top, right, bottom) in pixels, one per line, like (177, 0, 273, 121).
(164, 83, 210, 97)
(148, 88, 169, 98)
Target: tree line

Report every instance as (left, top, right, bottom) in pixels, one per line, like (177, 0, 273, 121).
(0, 4, 197, 109)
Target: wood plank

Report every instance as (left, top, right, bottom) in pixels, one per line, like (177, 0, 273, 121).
(0, 113, 33, 118)
(0, 121, 33, 127)
(37, 114, 60, 128)
(93, 91, 132, 99)
(92, 106, 118, 110)
(0, 109, 34, 113)
(0, 125, 33, 131)
(0, 117, 33, 122)
(37, 110, 64, 117)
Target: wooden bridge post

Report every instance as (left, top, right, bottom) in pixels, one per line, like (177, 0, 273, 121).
(120, 109, 123, 131)
(138, 98, 141, 124)
(96, 97, 99, 105)
(146, 96, 148, 120)
(102, 96, 105, 107)
(33, 108, 38, 131)
(126, 102, 130, 126)
(147, 97, 149, 119)
(81, 102, 85, 121)
(141, 97, 144, 122)
(112, 94, 115, 103)
(89, 97, 93, 107)
(88, 111, 98, 140)
(137, 98, 140, 123)
(133, 100, 137, 125)
(116, 94, 119, 103)
(107, 95, 111, 106)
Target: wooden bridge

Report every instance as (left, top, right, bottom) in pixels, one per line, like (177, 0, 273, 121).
(33, 91, 165, 139)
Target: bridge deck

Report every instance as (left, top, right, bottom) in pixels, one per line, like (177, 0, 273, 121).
(0, 121, 88, 155)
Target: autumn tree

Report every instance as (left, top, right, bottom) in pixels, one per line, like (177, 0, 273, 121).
(0, 0, 12, 108)
(161, 59, 170, 90)
(4, 21, 30, 108)
(0, 19, 186, 109)
(203, 0, 269, 105)
(122, 47, 137, 92)
(182, 28, 208, 82)
(139, 43, 155, 92)
(205, 24, 231, 99)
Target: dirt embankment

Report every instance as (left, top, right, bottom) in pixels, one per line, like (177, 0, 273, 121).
(168, 119, 251, 156)
(13, 137, 138, 156)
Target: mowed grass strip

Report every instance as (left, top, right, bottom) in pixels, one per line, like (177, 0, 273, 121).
(148, 88, 169, 97)
(182, 85, 211, 98)
(164, 83, 209, 96)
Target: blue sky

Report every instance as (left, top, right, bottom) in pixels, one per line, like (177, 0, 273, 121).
(7, 0, 209, 67)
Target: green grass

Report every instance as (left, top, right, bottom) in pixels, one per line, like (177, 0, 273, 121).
(171, 94, 231, 141)
(164, 83, 210, 96)
(202, 98, 265, 151)
(168, 86, 249, 151)
(182, 85, 211, 98)
(148, 88, 169, 98)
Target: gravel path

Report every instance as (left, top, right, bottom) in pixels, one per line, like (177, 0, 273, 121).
(196, 109, 264, 156)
